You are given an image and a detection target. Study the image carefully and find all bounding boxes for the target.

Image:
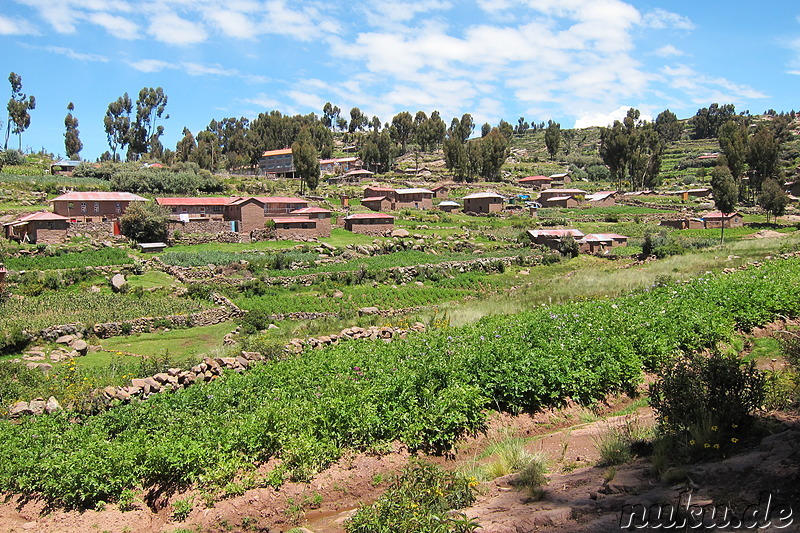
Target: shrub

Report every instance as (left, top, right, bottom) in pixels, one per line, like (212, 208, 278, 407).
(649, 352, 765, 434)
(119, 202, 169, 243)
(587, 164, 610, 181)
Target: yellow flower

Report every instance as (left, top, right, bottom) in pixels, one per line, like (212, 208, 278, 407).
(731, 424, 738, 429)
(711, 426, 718, 431)
(713, 444, 720, 449)
(704, 443, 710, 448)
(731, 438, 739, 443)
(689, 440, 696, 446)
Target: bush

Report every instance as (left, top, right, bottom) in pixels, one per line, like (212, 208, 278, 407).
(587, 164, 610, 181)
(649, 352, 765, 435)
(119, 202, 169, 243)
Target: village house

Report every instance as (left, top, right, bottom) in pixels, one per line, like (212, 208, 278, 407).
(431, 184, 448, 198)
(437, 200, 460, 212)
(361, 196, 394, 212)
(527, 229, 628, 254)
(343, 213, 394, 235)
(518, 176, 552, 190)
(537, 188, 588, 208)
(463, 192, 504, 214)
(319, 157, 360, 175)
(549, 172, 571, 187)
(702, 211, 744, 228)
(327, 169, 374, 184)
(395, 188, 434, 210)
(527, 229, 585, 250)
(585, 191, 618, 207)
(659, 218, 705, 230)
(289, 206, 333, 236)
(258, 148, 294, 178)
(49, 159, 83, 176)
(51, 191, 148, 222)
(4, 211, 70, 244)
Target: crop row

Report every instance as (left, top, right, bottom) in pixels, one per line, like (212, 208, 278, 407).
(1, 257, 799, 508)
(3, 248, 135, 271)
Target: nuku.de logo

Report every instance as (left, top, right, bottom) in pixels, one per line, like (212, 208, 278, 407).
(619, 491, 793, 529)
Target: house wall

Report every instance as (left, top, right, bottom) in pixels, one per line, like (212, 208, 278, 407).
(168, 218, 231, 236)
(362, 199, 394, 211)
(274, 224, 324, 240)
(704, 216, 743, 229)
(163, 205, 226, 218)
(54, 200, 133, 219)
(464, 198, 501, 214)
(432, 188, 447, 198)
(345, 220, 393, 235)
(396, 194, 433, 210)
(240, 203, 266, 233)
(67, 220, 115, 239)
(589, 196, 616, 207)
(32, 221, 69, 244)
(264, 202, 308, 215)
(542, 197, 579, 208)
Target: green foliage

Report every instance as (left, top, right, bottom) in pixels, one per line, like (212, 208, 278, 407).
(172, 496, 193, 522)
(119, 202, 169, 243)
(595, 418, 652, 466)
(512, 456, 549, 499)
(345, 460, 479, 533)
(4, 247, 133, 271)
(649, 352, 765, 435)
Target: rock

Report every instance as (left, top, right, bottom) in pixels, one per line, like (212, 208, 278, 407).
(359, 306, 380, 316)
(131, 378, 147, 388)
(26, 362, 53, 373)
(28, 398, 46, 415)
(110, 273, 127, 292)
(332, 290, 344, 298)
(55, 334, 75, 345)
(8, 401, 32, 418)
(102, 386, 118, 398)
(391, 228, 410, 238)
(267, 323, 279, 329)
(71, 339, 89, 356)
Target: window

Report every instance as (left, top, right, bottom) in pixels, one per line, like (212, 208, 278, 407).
(94, 202, 100, 213)
(47, 222, 54, 229)
(80, 202, 86, 213)
(115, 203, 121, 214)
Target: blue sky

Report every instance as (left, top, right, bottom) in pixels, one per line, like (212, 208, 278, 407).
(0, 0, 798, 160)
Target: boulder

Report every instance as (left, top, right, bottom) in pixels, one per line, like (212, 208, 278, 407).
(391, 228, 410, 238)
(110, 274, 127, 293)
(28, 398, 46, 415)
(8, 401, 32, 418)
(71, 339, 89, 356)
(55, 335, 74, 345)
(26, 362, 53, 373)
(359, 306, 380, 316)
(45, 396, 62, 414)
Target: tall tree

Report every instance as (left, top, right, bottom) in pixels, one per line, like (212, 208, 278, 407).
(600, 108, 664, 191)
(390, 111, 414, 153)
(544, 120, 560, 159)
(129, 87, 169, 159)
(348, 107, 367, 133)
(104, 93, 132, 161)
(516, 117, 529, 135)
(360, 130, 397, 173)
(497, 119, 513, 141)
(710, 165, 738, 243)
(5, 72, 36, 150)
(746, 124, 780, 198)
(322, 102, 340, 130)
(599, 120, 628, 190)
(481, 122, 491, 137)
(718, 119, 748, 191)
(758, 178, 789, 224)
(443, 133, 469, 181)
(176, 127, 197, 162)
(690, 103, 735, 139)
(192, 130, 220, 170)
(654, 109, 681, 142)
(476, 127, 509, 181)
(63, 102, 82, 159)
(292, 127, 320, 192)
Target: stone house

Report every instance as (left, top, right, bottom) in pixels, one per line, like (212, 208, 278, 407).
(463, 192, 504, 214)
(344, 213, 394, 235)
(271, 217, 324, 240)
(578, 233, 628, 254)
(431, 184, 448, 198)
(395, 188, 434, 210)
(585, 191, 617, 207)
(4, 211, 70, 244)
(320, 157, 360, 175)
(527, 229, 585, 250)
(362, 196, 395, 212)
(51, 191, 148, 222)
(659, 218, 705, 230)
(538, 188, 587, 208)
(702, 211, 743, 228)
(289, 206, 332, 237)
(437, 200, 460, 212)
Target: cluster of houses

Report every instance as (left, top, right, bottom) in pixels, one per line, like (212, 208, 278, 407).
(660, 211, 744, 230)
(528, 229, 629, 254)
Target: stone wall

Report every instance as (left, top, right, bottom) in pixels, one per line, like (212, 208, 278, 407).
(67, 221, 116, 240)
(170, 231, 243, 245)
(169, 219, 231, 236)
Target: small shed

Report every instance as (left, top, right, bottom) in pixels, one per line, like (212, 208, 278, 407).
(139, 242, 167, 253)
(437, 200, 461, 213)
(702, 211, 743, 228)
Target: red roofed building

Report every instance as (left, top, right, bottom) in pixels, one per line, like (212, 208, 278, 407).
(51, 191, 148, 221)
(702, 211, 743, 228)
(361, 196, 394, 212)
(4, 211, 70, 244)
(518, 176, 552, 190)
(343, 213, 394, 235)
(258, 148, 294, 177)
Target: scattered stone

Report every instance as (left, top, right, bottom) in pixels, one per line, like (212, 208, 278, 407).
(359, 306, 380, 316)
(28, 398, 46, 415)
(55, 334, 75, 345)
(391, 228, 410, 238)
(8, 401, 32, 418)
(71, 339, 89, 356)
(110, 273, 127, 292)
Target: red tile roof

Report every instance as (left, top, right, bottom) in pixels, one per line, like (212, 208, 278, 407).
(5, 211, 69, 224)
(256, 197, 308, 204)
(519, 175, 550, 182)
(261, 148, 293, 157)
(703, 211, 741, 219)
(272, 217, 315, 224)
(362, 196, 388, 202)
(291, 207, 331, 214)
(51, 192, 148, 202)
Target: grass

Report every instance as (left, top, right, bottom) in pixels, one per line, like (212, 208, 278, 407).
(165, 228, 379, 254)
(126, 271, 181, 290)
(98, 321, 235, 362)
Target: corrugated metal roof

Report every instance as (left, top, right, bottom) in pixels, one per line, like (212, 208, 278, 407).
(261, 148, 293, 157)
(272, 217, 315, 224)
(396, 188, 434, 195)
(528, 229, 585, 238)
(519, 175, 549, 182)
(541, 188, 587, 194)
(463, 192, 504, 199)
(438, 201, 460, 206)
(291, 207, 331, 214)
(51, 192, 148, 202)
(255, 197, 308, 204)
(4, 211, 69, 225)
(703, 211, 741, 219)
(156, 197, 231, 206)
(345, 213, 395, 220)
(546, 196, 572, 202)
(362, 196, 388, 202)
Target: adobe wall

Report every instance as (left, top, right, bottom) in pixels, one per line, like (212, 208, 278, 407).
(67, 221, 115, 239)
(346, 222, 392, 236)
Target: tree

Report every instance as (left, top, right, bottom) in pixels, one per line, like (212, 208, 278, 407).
(360, 130, 397, 173)
(600, 120, 628, 190)
(562, 129, 575, 156)
(322, 102, 340, 130)
(119, 201, 169, 243)
(481, 122, 491, 137)
(292, 127, 320, 192)
(710, 165, 738, 243)
(516, 117, 529, 135)
(654, 109, 682, 142)
(390, 111, 414, 153)
(746, 124, 780, 198)
(414, 111, 446, 151)
(473, 127, 509, 181)
(497, 119, 513, 141)
(128, 87, 169, 159)
(336, 116, 348, 132)
(599, 109, 664, 191)
(192, 130, 220, 170)
(544, 120, 560, 159)
(5, 72, 36, 150)
(64, 102, 82, 159)
(104, 93, 132, 161)
(443, 133, 468, 181)
(718, 119, 748, 193)
(758, 178, 789, 223)
(348, 107, 367, 133)
(690, 103, 735, 139)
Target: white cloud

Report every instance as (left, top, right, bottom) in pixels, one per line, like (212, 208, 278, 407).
(642, 8, 695, 30)
(182, 62, 238, 77)
(205, 8, 258, 39)
(363, 0, 452, 27)
(126, 58, 174, 73)
(16, 0, 77, 33)
(242, 92, 281, 110)
(45, 45, 109, 62)
(661, 63, 768, 104)
(148, 11, 207, 45)
(0, 14, 39, 35)
(788, 70, 800, 76)
(88, 12, 139, 39)
(574, 106, 652, 128)
(654, 44, 685, 57)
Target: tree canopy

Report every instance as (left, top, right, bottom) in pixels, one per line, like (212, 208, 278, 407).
(63, 102, 82, 159)
(5, 72, 35, 151)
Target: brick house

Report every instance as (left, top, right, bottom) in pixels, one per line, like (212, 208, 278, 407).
(320, 157, 359, 175)
(289, 206, 332, 237)
(344, 213, 394, 235)
(578, 233, 628, 254)
(585, 191, 617, 207)
(51, 191, 148, 221)
(527, 229, 585, 250)
(362, 196, 395, 212)
(226, 197, 269, 233)
(518, 176, 552, 190)
(659, 218, 705, 230)
(463, 192, 504, 214)
(395, 188, 434, 210)
(4, 211, 70, 244)
(271, 217, 323, 240)
(258, 148, 294, 177)
(437, 200, 460, 212)
(260, 197, 309, 216)
(431, 185, 448, 198)
(538, 188, 588, 208)
(702, 211, 743, 228)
